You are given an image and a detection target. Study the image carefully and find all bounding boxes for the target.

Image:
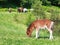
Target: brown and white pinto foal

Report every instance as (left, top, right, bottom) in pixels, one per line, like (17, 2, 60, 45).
(26, 19, 54, 40)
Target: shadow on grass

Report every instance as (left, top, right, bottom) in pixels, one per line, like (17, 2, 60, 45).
(33, 35, 49, 39)
(38, 36, 49, 39)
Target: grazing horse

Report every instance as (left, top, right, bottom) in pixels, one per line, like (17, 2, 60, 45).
(17, 7, 23, 13)
(23, 8, 27, 12)
(26, 19, 54, 40)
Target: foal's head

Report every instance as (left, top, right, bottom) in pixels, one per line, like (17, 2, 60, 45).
(26, 23, 34, 37)
(26, 28, 31, 37)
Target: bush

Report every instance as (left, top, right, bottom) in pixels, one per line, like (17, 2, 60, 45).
(42, 0, 51, 6)
(32, 0, 46, 19)
(47, 7, 60, 20)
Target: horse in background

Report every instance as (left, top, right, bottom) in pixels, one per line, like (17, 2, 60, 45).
(17, 7, 28, 13)
(23, 8, 28, 12)
(8, 8, 12, 13)
(17, 7, 23, 13)
(26, 19, 54, 40)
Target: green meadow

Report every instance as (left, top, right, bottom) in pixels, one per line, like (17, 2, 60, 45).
(0, 7, 60, 45)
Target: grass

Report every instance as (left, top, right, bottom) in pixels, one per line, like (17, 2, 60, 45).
(0, 11, 60, 45)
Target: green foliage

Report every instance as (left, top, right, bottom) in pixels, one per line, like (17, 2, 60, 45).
(20, 0, 34, 8)
(49, 0, 60, 6)
(41, 0, 60, 6)
(42, 0, 51, 6)
(0, 0, 7, 1)
(32, 0, 46, 19)
(47, 7, 60, 20)
(0, 0, 60, 8)
(32, 0, 60, 20)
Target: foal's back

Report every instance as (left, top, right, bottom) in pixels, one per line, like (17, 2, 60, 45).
(33, 19, 53, 28)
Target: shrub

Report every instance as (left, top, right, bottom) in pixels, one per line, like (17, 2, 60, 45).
(32, 0, 46, 19)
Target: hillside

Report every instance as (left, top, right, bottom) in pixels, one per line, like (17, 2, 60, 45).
(0, 6, 60, 45)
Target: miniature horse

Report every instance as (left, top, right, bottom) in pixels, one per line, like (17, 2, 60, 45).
(26, 19, 54, 40)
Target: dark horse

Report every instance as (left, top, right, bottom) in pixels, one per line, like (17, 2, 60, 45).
(26, 19, 54, 40)
(17, 7, 23, 13)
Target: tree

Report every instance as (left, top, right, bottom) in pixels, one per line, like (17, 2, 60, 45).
(49, 0, 60, 6)
(48, 8, 60, 21)
(32, 0, 46, 19)
(0, 0, 7, 1)
(20, 0, 34, 8)
(41, 0, 51, 6)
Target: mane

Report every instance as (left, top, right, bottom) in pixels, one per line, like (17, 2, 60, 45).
(27, 23, 34, 30)
(26, 22, 35, 37)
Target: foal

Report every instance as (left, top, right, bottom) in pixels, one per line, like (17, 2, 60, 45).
(26, 19, 54, 40)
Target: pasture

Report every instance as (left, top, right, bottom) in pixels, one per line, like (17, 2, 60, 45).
(0, 11, 60, 45)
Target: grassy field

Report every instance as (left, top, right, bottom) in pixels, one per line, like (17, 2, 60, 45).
(0, 12, 60, 45)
